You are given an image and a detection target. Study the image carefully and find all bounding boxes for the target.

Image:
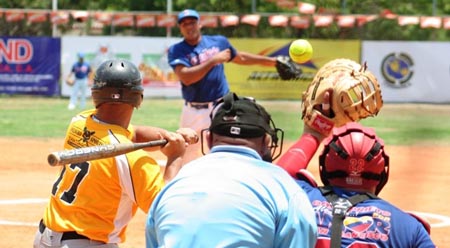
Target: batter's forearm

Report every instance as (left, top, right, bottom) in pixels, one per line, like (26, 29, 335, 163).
(276, 133, 320, 177)
(134, 126, 169, 152)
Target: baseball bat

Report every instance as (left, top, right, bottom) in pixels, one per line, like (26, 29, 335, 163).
(47, 139, 168, 166)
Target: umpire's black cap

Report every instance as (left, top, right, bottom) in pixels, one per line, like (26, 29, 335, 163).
(209, 92, 274, 138)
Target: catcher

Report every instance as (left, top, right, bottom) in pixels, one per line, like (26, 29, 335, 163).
(169, 8, 303, 165)
(277, 58, 435, 247)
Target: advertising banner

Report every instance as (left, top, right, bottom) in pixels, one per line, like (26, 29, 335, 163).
(227, 39, 361, 99)
(362, 41, 450, 103)
(0, 36, 60, 96)
(61, 37, 360, 100)
(61, 36, 182, 98)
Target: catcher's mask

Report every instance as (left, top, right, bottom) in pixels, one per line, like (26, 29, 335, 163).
(91, 59, 143, 108)
(200, 92, 284, 162)
(319, 122, 389, 195)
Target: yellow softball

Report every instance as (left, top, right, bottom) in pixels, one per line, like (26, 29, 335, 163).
(289, 39, 313, 64)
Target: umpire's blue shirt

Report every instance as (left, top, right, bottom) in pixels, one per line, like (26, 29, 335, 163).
(146, 145, 317, 248)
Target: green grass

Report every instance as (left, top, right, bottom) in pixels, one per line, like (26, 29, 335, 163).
(1, 95, 450, 145)
(360, 104, 450, 145)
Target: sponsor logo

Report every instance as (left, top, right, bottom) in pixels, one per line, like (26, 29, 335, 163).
(381, 52, 414, 88)
(312, 115, 333, 133)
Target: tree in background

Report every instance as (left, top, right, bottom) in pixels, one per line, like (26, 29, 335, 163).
(0, 0, 449, 41)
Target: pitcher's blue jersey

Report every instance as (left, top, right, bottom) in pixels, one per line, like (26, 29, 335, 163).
(168, 35, 236, 102)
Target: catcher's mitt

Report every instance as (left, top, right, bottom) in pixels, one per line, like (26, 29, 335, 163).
(276, 56, 303, 80)
(302, 58, 383, 136)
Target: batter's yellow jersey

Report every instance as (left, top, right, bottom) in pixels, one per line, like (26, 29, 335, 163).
(42, 109, 165, 243)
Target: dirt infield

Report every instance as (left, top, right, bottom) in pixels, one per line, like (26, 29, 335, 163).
(1, 137, 449, 247)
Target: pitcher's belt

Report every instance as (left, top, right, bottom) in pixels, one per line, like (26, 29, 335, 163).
(185, 98, 222, 109)
(39, 219, 90, 241)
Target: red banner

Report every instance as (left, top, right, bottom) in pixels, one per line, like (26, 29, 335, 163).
(443, 17, 450, 30)
(51, 11, 69, 25)
(220, 15, 239, 27)
(269, 15, 288, 27)
(356, 15, 377, 27)
(113, 13, 134, 27)
(136, 14, 156, 27)
(420, 16, 442, 29)
(1, 8, 449, 31)
(71, 11, 89, 22)
(277, 0, 295, 8)
(157, 15, 176, 27)
(290, 16, 310, 29)
(241, 14, 261, 26)
(298, 2, 316, 14)
(336, 15, 355, 28)
(200, 16, 218, 28)
(6, 11, 25, 22)
(94, 12, 112, 24)
(27, 11, 48, 23)
(398, 16, 419, 26)
(313, 15, 333, 27)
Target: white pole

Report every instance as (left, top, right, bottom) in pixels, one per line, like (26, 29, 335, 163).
(52, 0, 57, 37)
(432, 0, 436, 16)
(167, 0, 172, 38)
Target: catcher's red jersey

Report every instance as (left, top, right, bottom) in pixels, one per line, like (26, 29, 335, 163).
(41, 109, 165, 243)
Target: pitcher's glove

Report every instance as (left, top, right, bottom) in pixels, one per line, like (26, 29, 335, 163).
(66, 77, 75, 86)
(302, 58, 383, 136)
(276, 56, 303, 80)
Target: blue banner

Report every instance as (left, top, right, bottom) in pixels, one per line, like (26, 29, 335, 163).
(0, 36, 61, 96)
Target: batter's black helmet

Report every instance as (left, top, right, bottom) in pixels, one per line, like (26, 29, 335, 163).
(91, 59, 143, 108)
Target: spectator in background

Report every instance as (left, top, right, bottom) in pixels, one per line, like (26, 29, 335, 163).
(66, 52, 92, 110)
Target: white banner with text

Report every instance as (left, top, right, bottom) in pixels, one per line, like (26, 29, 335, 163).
(362, 41, 450, 103)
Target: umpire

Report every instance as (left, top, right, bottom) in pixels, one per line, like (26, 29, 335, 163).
(145, 92, 317, 248)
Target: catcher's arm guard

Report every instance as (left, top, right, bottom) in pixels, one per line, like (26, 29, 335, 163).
(276, 133, 321, 178)
(302, 58, 383, 136)
(275, 56, 303, 80)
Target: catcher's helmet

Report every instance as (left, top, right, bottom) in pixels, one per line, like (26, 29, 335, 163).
(319, 122, 389, 195)
(91, 59, 143, 108)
